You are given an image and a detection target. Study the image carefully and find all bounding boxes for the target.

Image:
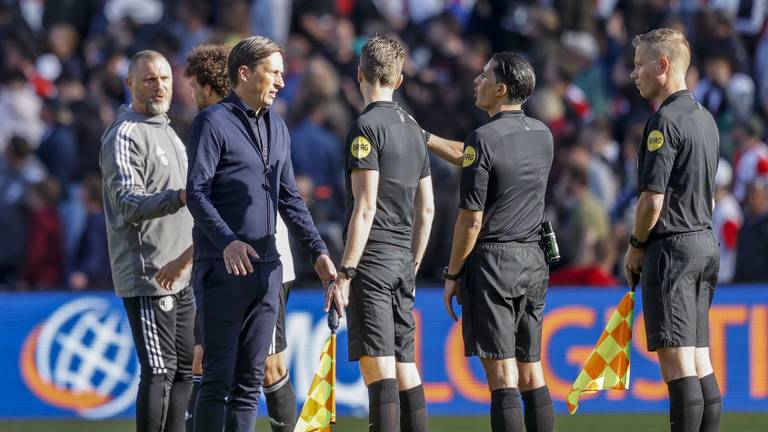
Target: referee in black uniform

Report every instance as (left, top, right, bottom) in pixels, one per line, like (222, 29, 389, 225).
(325, 35, 434, 432)
(428, 52, 555, 432)
(625, 29, 721, 432)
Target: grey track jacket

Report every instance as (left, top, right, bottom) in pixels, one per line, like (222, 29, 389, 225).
(100, 105, 193, 298)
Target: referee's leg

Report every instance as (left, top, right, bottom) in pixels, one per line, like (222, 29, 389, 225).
(481, 358, 524, 432)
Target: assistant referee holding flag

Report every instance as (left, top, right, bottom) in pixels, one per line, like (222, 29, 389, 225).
(625, 29, 721, 432)
(325, 35, 434, 432)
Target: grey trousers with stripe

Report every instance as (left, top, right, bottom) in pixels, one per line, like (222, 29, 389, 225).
(124, 286, 195, 432)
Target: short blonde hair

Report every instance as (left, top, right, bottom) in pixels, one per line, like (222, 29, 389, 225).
(632, 28, 691, 73)
(360, 35, 406, 86)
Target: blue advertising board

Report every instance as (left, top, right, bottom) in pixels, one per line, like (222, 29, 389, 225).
(1, 287, 766, 419)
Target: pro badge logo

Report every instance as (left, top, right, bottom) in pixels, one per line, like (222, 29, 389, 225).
(159, 296, 175, 312)
(351, 136, 372, 159)
(647, 130, 664, 152)
(463, 146, 477, 167)
(20, 297, 139, 419)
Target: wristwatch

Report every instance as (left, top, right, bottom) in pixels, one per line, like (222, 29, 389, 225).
(442, 266, 460, 281)
(339, 266, 357, 280)
(629, 234, 646, 249)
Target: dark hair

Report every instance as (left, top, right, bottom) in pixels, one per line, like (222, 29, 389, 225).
(491, 52, 535, 104)
(185, 44, 231, 98)
(227, 36, 282, 87)
(360, 35, 406, 86)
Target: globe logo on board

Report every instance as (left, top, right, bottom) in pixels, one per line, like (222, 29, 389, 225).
(20, 297, 139, 419)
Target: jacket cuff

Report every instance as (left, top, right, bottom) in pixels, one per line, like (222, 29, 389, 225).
(310, 246, 330, 264)
(214, 232, 239, 252)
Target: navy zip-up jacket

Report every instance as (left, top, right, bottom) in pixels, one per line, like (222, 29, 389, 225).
(186, 92, 328, 263)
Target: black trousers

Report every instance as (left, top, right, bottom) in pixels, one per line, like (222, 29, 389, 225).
(193, 259, 282, 432)
(124, 287, 196, 432)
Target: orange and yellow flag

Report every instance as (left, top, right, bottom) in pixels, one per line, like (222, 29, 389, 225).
(566, 290, 635, 415)
(294, 302, 339, 432)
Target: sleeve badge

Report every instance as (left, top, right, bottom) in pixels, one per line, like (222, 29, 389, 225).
(647, 130, 664, 152)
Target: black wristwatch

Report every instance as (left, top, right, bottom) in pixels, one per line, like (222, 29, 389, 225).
(442, 266, 460, 281)
(339, 266, 357, 280)
(629, 234, 646, 249)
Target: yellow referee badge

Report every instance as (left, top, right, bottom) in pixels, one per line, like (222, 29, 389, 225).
(351, 136, 372, 159)
(647, 130, 664, 152)
(463, 146, 477, 167)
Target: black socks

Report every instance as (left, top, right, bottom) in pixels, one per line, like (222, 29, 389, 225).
(668, 376, 704, 432)
(490, 387, 524, 432)
(521, 385, 554, 432)
(369, 378, 400, 432)
(399, 384, 428, 432)
(699, 374, 721, 432)
(264, 373, 297, 432)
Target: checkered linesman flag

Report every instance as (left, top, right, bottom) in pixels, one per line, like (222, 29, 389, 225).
(294, 299, 338, 431)
(566, 287, 636, 415)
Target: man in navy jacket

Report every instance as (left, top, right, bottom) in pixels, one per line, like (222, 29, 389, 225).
(186, 36, 336, 432)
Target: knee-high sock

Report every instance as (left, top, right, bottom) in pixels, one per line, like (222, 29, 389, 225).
(521, 385, 554, 432)
(399, 384, 428, 432)
(668, 376, 704, 432)
(699, 374, 721, 432)
(264, 373, 297, 432)
(368, 379, 400, 432)
(490, 388, 524, 432)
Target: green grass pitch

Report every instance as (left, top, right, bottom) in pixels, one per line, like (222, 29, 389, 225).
(2, 414, 767, 431)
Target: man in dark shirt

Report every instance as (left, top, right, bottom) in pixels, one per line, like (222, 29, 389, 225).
(426, 52, 555, 432)
(186, 36, 336, 432)
(324, 35, 434, 432)
(625, 29, 721, 432)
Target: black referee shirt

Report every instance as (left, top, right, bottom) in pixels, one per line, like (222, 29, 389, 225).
(459, 110, 554, 243)
(637, 90, 719, 239)
(344, 101, 431, 250)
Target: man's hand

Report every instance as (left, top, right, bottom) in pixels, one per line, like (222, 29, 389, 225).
(624, 245, 644, 288)
(223, 240, 260, 276)
(179, 189, 187, 205)
(313, 254, 337, 288)
(155, 257, 190, 290)
(443, 279, 461, 321)
(324, 278, 347, 318)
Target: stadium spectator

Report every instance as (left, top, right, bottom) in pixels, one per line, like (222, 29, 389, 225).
(69, 175, 111, 291)
(19, 177, 63, 290)
(734, 157, 768, 283)
(712, 159, 742, 284)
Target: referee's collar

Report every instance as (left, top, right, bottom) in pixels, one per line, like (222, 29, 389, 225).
(660, 90, 692, 108)
(490, 109, 524, 121)
(362, 100, 397, 114)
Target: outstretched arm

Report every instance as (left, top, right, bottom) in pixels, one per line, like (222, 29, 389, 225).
(425, 132, 464, 166)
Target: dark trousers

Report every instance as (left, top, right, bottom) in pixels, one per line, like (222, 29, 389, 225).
(193, 259, 282, 432)
(124, 287, 196, 432)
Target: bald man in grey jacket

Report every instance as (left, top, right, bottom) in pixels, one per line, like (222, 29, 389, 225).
(100, 50, 194, 432)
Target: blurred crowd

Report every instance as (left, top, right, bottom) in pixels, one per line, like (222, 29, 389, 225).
(2, 0, 768, 291)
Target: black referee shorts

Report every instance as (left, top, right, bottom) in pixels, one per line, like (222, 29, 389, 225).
(347, 247, 416, 362)
(461, 242, 548, 362)
(641, 230, 719, 351)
